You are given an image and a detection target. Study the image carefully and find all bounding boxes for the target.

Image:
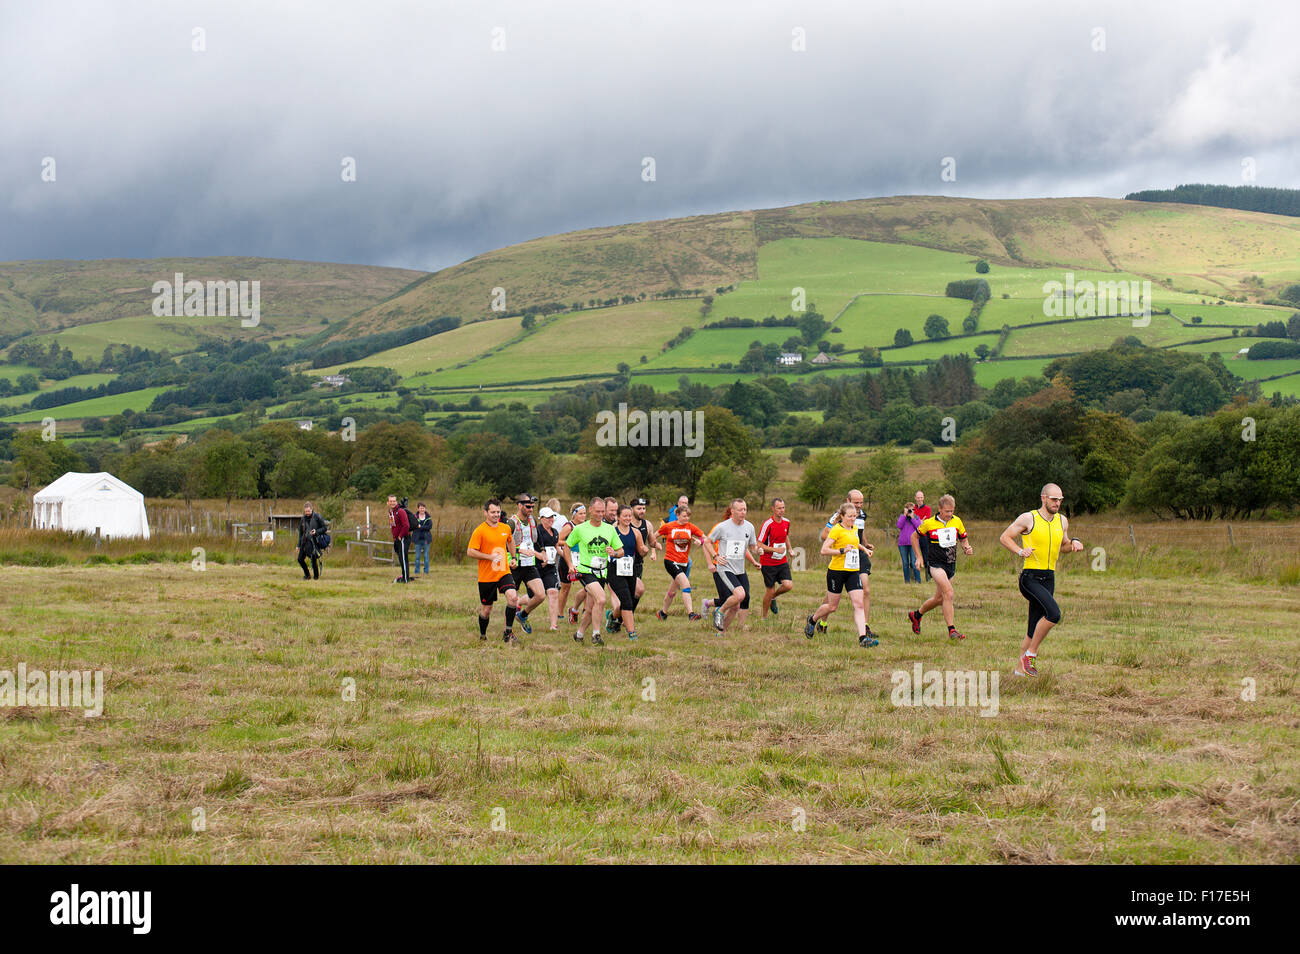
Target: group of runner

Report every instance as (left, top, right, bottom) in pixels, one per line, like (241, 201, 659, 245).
(463, 483, 1083, 676)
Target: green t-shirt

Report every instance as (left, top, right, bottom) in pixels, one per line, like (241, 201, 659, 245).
(565, 521, 621, 574)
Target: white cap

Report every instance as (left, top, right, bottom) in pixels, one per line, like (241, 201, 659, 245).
(539, 507, 558, 519)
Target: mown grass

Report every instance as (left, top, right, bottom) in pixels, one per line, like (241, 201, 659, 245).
(1, 527, 1296, 864)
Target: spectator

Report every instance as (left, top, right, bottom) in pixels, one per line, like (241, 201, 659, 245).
(412, 503, 433, 574)
(896, 499, 924, 583)
(296, 501, 328, 580)
(388, 494, 411, 583)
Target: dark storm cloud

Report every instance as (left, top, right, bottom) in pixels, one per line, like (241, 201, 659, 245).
(2, 0, 1297, 271)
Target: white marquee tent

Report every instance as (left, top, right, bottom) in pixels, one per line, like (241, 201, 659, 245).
(32, 472, 151, 539)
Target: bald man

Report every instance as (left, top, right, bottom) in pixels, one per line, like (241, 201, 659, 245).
(998, 483, 1084, 676)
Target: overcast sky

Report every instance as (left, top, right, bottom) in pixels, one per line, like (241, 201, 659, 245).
(3, 0, 1297, 272)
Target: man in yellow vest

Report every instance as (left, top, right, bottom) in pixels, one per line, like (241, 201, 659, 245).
(998, 483, 1084, 676)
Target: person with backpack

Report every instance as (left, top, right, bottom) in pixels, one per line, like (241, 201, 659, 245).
(296, 501, 328, 580)
(388, 494, 412, 583)
(411, 503, 433, 575)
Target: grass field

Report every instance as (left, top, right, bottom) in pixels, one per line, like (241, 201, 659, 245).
(3, 387, 170, 423)
(2, 521, 1296, 863)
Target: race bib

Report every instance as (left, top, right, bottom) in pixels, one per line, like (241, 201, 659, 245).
(725, 539, 745, 559)
(519, 549, 535, 567)
(589, 555, 606, 571)
(544, 546, 556, 564)
(854, 517, 865, 531)
(774, 543, 787, 559)
(616, 556, 634, 577)
(936, 527, 958, 548)
(844, 547, 860, 570)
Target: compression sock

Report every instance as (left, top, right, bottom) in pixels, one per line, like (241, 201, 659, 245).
(505, 606, 516, 628)
(478, 616, 489, 637)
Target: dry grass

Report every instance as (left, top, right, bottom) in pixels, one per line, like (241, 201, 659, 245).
(0, 537, 1297, 863)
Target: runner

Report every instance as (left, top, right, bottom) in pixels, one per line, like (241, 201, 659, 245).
(663, 494, 694, 611)
(561, 497, 624, 645)
(630, 496, 657, 606)
(536, 505, 563, 631)
(507, 494, 547, 635)
(816, 489, 878, 638)
(654, 503, 709, 622)
(607, 504, 649, 640)
(757, 497, 793, 618)
(705, 499, 761, 634)
(556, 503, 585, 624)
(806, 502, 878, 647)
(998, 483, 1084, 676)
(602, 496, 623, 633)
(906, 493, 973, 640)
(465, 498, 522, 644)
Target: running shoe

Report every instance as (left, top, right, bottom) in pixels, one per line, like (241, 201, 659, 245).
(503, 629, 516, 644)
(804, 615, 816, 638)
(573, 631, 584, 643)
(568, 608, 579, 624)
(592, 632, 604, 646)
(712, 606, 725, 632)
(517, 610, 532, 634)
(815, 619, 828, 635)
(858, 634, 879, 648)
(604, 609, 612, 632)
(908, 609, 922, 634)
(948, 628, 965, 641)
(627, 630, 638, 641)
(688, 612, 703, 622)
(1020, 653, 1038, 675)
(770, 599, 779, 616)
(865, 625, 881, 642)
(656, 610, 668, 621)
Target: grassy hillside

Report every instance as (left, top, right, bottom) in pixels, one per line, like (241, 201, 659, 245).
(0, 257, 425, 339)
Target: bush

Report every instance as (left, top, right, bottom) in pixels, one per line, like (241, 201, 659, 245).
(910, 438, 935, 454)
(453, 480, 497, 508)
(975, 259, 990, 274)
(790, 446, 811, 464)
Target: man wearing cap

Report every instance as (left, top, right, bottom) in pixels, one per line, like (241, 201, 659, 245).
(507, 494, 547, 635)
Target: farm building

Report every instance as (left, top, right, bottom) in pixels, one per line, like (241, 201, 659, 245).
(32, 472, 151, 539)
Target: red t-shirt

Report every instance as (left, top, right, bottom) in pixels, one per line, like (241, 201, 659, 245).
(914, 505, 932, 521)
(757, 517, 791, 566)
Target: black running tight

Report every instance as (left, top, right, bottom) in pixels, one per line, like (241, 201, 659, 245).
(1019, 569, 1060, 637)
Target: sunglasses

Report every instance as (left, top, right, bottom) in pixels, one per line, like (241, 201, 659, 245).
(1045, 496, 1063, 502)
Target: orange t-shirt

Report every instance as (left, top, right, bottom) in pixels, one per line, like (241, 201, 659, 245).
(659, 521, 704, 563)
(468, 521, 511, 582)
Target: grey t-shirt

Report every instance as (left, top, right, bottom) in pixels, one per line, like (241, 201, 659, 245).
(710, 519, 757, 576)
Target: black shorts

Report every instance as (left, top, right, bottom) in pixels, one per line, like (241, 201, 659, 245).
(609, 573, 637, 608)
(540, 565, 559, 591)
(514, 563, 542, 585)
(761, 563, 792, 588)
(825, 569, 862, 593)
(664, 559, 689, 580)
(929, 560, 957, 579)
(713, 570, 751, 610)
(478, 574, 517, 605)
(557, 555, 570, 579)
(578, 571, 606, 588)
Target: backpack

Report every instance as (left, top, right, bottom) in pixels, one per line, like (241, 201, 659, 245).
(402, 507, 417, 537)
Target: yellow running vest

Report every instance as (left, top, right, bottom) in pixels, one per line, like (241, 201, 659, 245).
(1022, 510, 1061, 571)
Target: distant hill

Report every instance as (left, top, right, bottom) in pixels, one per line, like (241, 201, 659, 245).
(0, 257, 425, 340)
(334, 196, 1300, 339)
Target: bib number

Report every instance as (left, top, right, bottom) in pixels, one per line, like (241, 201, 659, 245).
(844, 547, 860, 570)
(936, 527, 958, 548)
(854, 517, 865, 531)
(774, 543, 786, 559)
(519, 550, 535, 567)
(725, 539, 745, 559)
(616, 556, 634, 577)
(544, 546, 556, 564)
(589, 555, 606, 571)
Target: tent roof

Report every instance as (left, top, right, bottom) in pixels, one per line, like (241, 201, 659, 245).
(33, 472, 144, 503)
